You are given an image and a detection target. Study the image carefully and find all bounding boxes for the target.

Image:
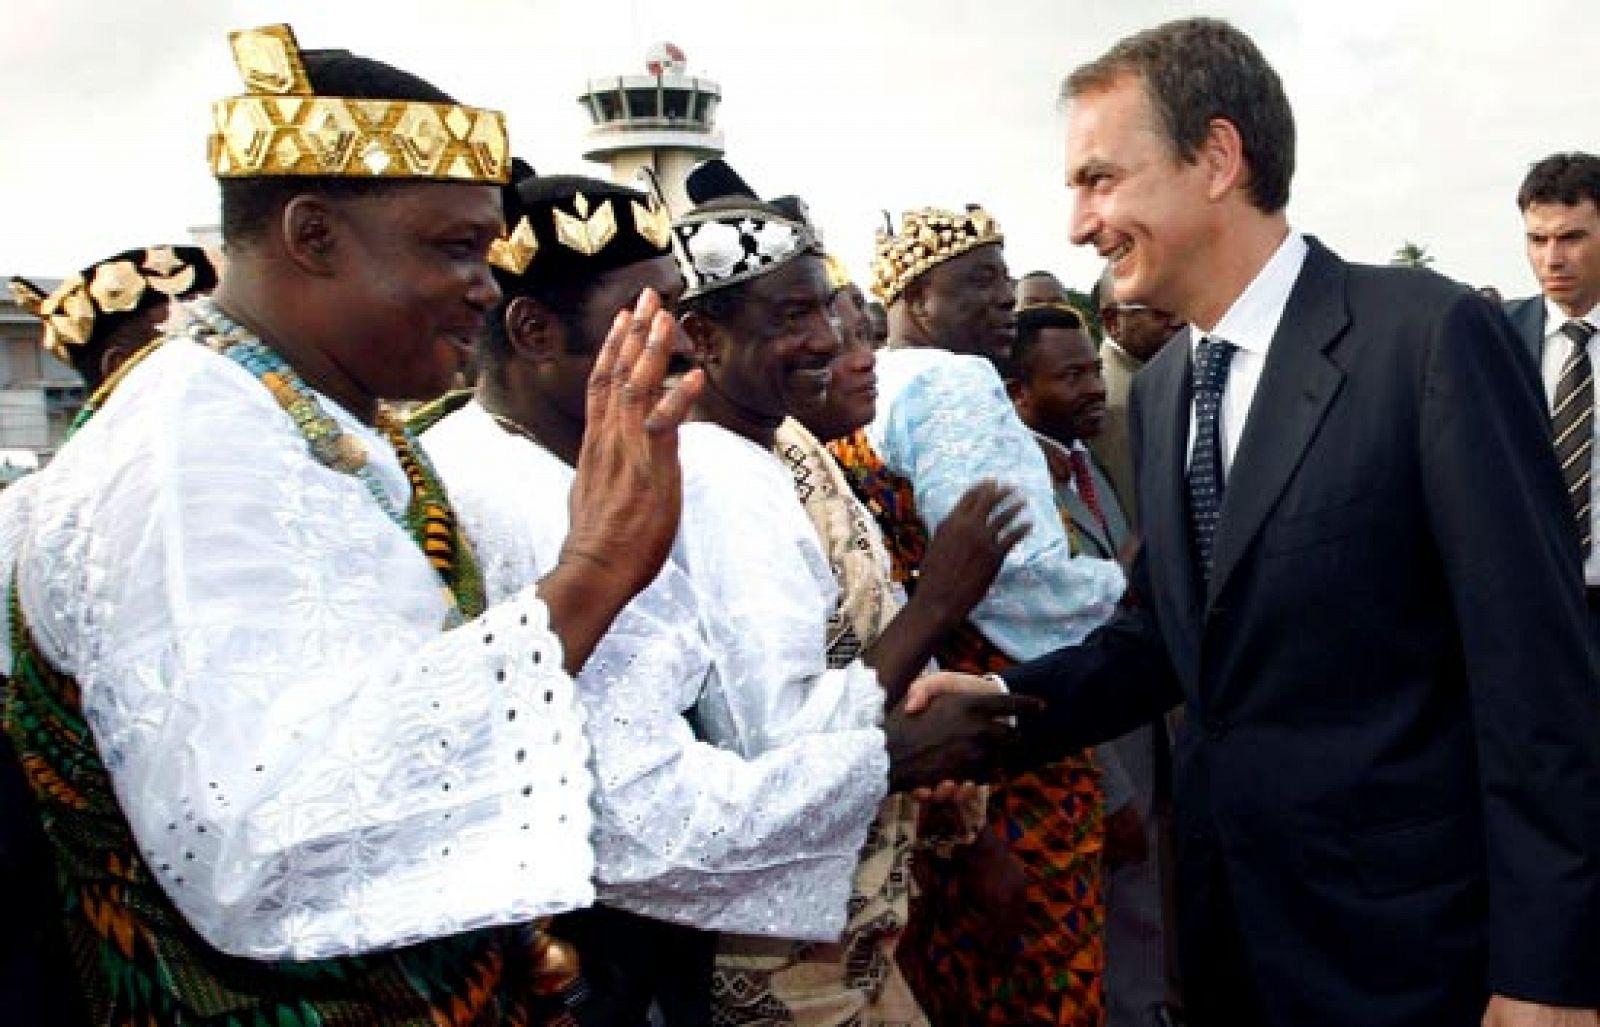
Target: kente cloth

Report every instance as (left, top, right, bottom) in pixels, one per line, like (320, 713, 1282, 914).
(866, 347, 1124, 661)
(708, 418, 924, 1026)
(3, 334, 596, 1023)
(831, 429, 1109, 1027)
(422, 402, 887, 940)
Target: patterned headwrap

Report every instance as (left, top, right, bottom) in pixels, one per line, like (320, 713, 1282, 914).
(9, 246, 223, 364)
(487, 166, 674, 286)
(670, 159, 820, 302)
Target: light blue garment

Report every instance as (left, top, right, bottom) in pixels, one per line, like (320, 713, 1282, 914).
(868, 347, 1125, 661)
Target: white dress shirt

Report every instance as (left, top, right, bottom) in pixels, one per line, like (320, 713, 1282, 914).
(1537, 297, 1600, 585)
(1186, 230, 1310, 475)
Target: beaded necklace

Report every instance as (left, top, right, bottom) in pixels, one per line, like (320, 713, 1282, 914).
(185, 299, 486, 622)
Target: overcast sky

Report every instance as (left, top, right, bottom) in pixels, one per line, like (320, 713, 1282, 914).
(2, 0, 1595, 300)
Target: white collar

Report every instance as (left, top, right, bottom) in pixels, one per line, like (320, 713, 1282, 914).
(1543, 297, 1600, 340)
(1190, 229, 1309, 356)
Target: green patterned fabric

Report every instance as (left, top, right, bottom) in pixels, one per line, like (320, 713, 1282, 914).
(2, 359, 536, 1022)
(6, 584, 539, 1024)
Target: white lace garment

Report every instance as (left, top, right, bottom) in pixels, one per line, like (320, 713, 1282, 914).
(15, 340, 595, 960)
(423, 405, 887, 941)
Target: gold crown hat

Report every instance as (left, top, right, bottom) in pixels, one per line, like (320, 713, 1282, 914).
(9, 246, 224, 364)
(871, 205, 1004, 306)
(209, 24, 509, 184)
(822, 253, 853, 292)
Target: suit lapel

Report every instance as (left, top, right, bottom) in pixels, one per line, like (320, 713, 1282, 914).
(1509, 298, 1547, 368)
(1140, 328, 1204, 642)
(1206, 241, 1349, 607)
(1090, 456, 1131, 553)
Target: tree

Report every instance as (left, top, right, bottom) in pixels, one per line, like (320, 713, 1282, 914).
(1391, 241, 1435, 269)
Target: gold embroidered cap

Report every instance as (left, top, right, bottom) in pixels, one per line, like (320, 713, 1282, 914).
(209, 24, 510, 184)
(487, 172, 674, 284)
(9, 246, 223, 364)
(871, 205, 1004, 306)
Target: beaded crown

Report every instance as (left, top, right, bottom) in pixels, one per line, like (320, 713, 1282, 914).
(871, 206, 1004, 306)
(208, 24, 510, 184)
(9, 246, 222, 364)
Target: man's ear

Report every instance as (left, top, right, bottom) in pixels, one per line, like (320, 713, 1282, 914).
(1200, 116, 1249, 203)
(1100, 306, 1122, 340)
(904, 277, 933, 324)
(99, 342, 135, 384)
(678, 310, 722, 367)
(504, 295, 564, 364)
(281, 195, 339, 276)
(1007, 377, 1033, 420)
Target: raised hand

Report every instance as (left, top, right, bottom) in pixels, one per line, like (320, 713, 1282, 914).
(539, 289, 705, 672)
(916, 480, 1030, 626)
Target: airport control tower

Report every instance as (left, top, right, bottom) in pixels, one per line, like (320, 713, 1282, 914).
(578, 42, 725, 214)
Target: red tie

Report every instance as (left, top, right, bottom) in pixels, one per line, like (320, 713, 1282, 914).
(1068, 448, 1111, 538)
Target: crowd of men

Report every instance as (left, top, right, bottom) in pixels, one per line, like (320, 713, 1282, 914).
(1, 14, 1598, 1027)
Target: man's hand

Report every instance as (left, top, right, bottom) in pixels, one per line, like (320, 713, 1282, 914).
(885, 691, 1041, 793)
(916, 481, 1030, 628)
(1483, 997, 1600, 1026)
(902, 671, 1005, 802)
(904, 668, 1010, 715)
(540, 289, 705, 672)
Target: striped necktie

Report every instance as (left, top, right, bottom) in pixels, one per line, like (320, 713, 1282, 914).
(1188, 337, 1236, 581)
(1552, 318, 1597, 558)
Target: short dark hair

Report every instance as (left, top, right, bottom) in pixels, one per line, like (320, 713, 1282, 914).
(219, 50, 458, 245)
(1008, 303, 1086, 379)
(1064, 17, 1295, 214)
(1517, 152, 1600, 212)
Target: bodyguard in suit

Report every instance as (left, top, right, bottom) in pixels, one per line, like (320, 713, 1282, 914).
(1506, 153, 1600, 640)
(931, 17, 1600, 1027)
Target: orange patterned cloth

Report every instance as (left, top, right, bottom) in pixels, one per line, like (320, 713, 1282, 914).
(829, 430, 1107, 1027)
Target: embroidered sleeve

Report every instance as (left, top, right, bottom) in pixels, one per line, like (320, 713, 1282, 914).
(581, 579, 887, 942)
(18, 345, 594, 960)
(424, 410, 886, 941)
(881, 355, 1125, 659)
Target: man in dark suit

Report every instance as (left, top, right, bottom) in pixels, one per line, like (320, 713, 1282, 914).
(1505, 153, 1600, 640)
(918, 17, 1600, 1027)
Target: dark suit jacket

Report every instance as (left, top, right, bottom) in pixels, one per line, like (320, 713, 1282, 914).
(1005, 240, 1600, 1025)
(1504, 294, 1548, 366)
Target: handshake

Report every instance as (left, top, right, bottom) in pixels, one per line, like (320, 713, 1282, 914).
(885, 670, 1041, 795)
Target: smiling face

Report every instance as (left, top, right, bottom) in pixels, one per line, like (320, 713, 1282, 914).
(695, 254, 840, 425)
(1525, 199, 1600, 319)
(795, 283, 878, 442)
(325, 182, 504, 401)
(1066, 73, 1216, 324)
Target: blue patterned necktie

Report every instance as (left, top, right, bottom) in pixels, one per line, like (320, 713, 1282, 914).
(1188, 337, 1237, 582)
